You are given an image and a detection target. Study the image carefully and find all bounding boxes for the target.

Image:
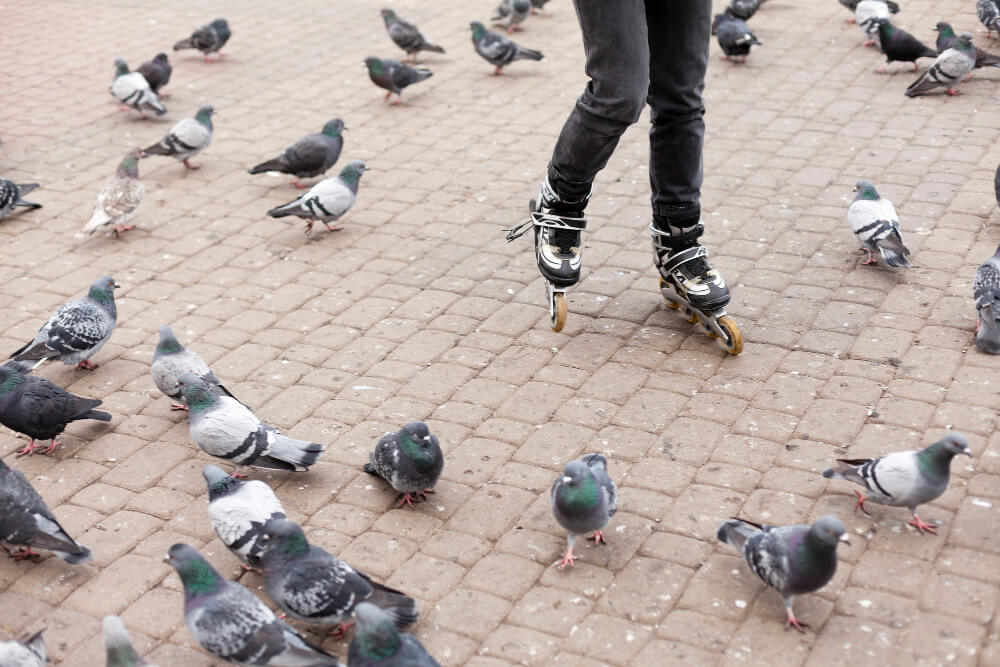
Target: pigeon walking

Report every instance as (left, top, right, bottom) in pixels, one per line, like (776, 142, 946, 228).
(726, 0, 768, 21)
(935, 21, 1000, 71)
(142, 105, 214, 170)
(718, 516, 849, 632)
(530, 0, 552, 15)
(470, 21, 543, 74)
(872, 18, 936, 72)
(10, 276, 119, 371)
(0, 179, 42, 220)
(176, 373, 324, 472)
(847, 180, 910, 268)
(363, 57, 432, 104)
(364, 421, 443, 509)
(0, 630, 46, 667)
(82, 149, 145, 237)
(905, 33, 976, 96)
(822, 432, 971, 534)
(380, 9, 446, 61)
(151, 325, 239, 411)
(202, 465, 286, 569)
(979, 0, 1000, 39)
(166, 543, 343, 666)
(551, 453, 617, 570)
(267, 160, 367, 236)
(493, 0, 531, 34)
(110, 59, 166, 118)
(259, 519, 418, 638)
(348, 603, 440, 667)
(136, 54, 171, 96)
(103, 615, 150, 667)
(173, 18, 231, 60)
(975, 241, 1000, 354)
(714, 11, 762, 62)
(248, 119, 346, 189)
(855, 0, 893, 46)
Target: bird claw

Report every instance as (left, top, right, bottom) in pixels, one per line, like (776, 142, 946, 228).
(785, 612, 809, 633)
(945, 88, 960, 96)
(240, 564, 263, 574)
(907, 515, 937, 535)
(304, 220, 315, 236)
(557, 549, 578, 570)
(170, 403, 189, 411)
(588, 530, 607, 545)
(327, 621, 355, 638)
(292, 180, 307, 189)
(7, 547, 41, 561)
(396, 492, 419, 508)
(77, 360, 98, 370)
(323, 223, 343, 232)
(853, 490, 871, 515)
(39, 440, 60, 456)
(182, 159, 201, 170)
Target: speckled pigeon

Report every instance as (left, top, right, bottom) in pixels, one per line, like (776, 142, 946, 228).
(872, 18, 936, 72)
(267, 160, 367, 236)
(363, 57, 432, 104)
(10, 276, 119, 370)
(935, 22, 1000, 70)
(202, 465, 286, 569)
(259, 519, 418, 638)
(551, 453, 617, 570)
(974, 241, 1000, 354)
(152, 325, 239, 411)
(103, 615, 150, 667)
(142, 105, 214, 170)
(380, 9, 445, 61)
(173, 18, 231, 60)
(979, 0, 1000, 38)
(823, 432, 972, 534)
(166, 543, 344, 666)
(714, 11, 762, 62)
(470, 21, 543, 74)
(82, 149, 144, 237)
(0, 630, 46, 667)
(249, 119, 346, 189)
(847, 180, 910, 268)
(0, 179, 42, 220)
(906, 33, 976, 96)
(110, 59, 166, 118)
(176, 372, 324, 472)
(348, 602, 440, 667)
(136, 54, 171, 96)
(493, 0, 531, 34)
(364, 421, 443, 508)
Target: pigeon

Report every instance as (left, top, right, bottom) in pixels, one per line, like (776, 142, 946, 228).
(906, 33, 976, 96)
(363, 57, 433, 104)
(839, 0, 899, 22)
(493, 0, 531, 34)
(175, 372, 324, 472)
(348, 603, 440, 667)
(173, 18, 231, 60)
(975, 241, 1000, 354)
(82, 148, 145, 237)
(551, 453, 617, 570)
(718, 516, 849, 632)
(136, 53, 172, 96)
(935, 21, 1000, 70)
(151, 324, 239, 411)
(530, 0, 551, 14)
(0, 455, 93, 561)
(248, 119, 346, 189)
(847, 180, 910, 268)
(202, 464, 286, 569)
(726, 0, 767, 21)
(0, 630, 46, 667)
(872, 18, 936, 72)
(0, 364, 112, 457)
(855, 0, 891, 46)
(0, 179, 42, 220)
(103, 615, 150, 667)
(714, 11, 762, 62)
(380, 9, 446, 61)
(166, 543, 344, 667)
(10, 275, 119, 371)
(259, 519, 418, 638)
(363, 421, 444, 508)
(979, 0, 1000, 39)
(110, 59, 166, 118)
(142, 105, 215, 170)
(823, 433, 971, 534)
(266, 160, 367, 236)
(470, 21, 543, 74)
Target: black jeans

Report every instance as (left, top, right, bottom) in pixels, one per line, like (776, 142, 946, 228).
(547, 0, 710, 224)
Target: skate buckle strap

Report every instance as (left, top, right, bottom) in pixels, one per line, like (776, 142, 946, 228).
(504, 211, 587, 242)
(662, 245, 707, 274)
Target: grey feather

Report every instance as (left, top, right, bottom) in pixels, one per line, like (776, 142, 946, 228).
(248, 119, 345, 180)
(0, 179, 42, 219)
(173, 18, 231, 56)
(906, 34, 976, 96)
(0, 630, 46, 667)
(470, 21, 543, 72)
(82, 149, 144, 235)
(152, 325, 241, 406)
(110, 59, 166, 117)
(364, 421, 443, 506)
(974, 242, 1000, 354)
(380, 10, 445, 58)
(847, 180, 910, 267)
(143, 106, 214, 163)
(266, 160, 367, 234)
(203, 465, 286, 567)
(493, 0, 531, 31)
(103, 615, 151, 667)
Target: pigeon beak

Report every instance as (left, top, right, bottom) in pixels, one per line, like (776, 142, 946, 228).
(112, 281, 121, 289)
(961, 447, 973, 458)
(562, 476, 572, 484)
(838, 533, 851, 545)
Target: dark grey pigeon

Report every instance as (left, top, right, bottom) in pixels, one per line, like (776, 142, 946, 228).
(714, 11, 761, 62)
(10, 276, 118, 371)
(727, 0, 767, 21)
(0, 456, 92, 562)
(173, 18, 231, 60)
(136, 53, 171, 96)
(823, 432, 972, 534)
(0, 365, 111, 456)
(470, 21, 543, 74)
(551, 453, 617, 570)
(935, 22, 1000, 70)
(103, 615, 149, 667)
(974, 240, 1000, 355)
(143, 105, 215, 170)
(259, 519, 418, 638)
(364, 421, 443, 508)
(0, 629, 46, 667)
(363, 57, 432, 104)
(151, 324, 240, 411)
(348, 602, 440, 667)
(0, 179, 42, 220)
(718, 515, 849, 632)
(872, 18, 936, 72)
(203, 465, 285, 569)
(380, 9, 445, 61)
(979, 0, 1000, 38)
(248, 119, 346, 188)
(166, 543, 343, 666)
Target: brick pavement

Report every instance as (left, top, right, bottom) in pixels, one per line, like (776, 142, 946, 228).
(1, 0, 999, 665)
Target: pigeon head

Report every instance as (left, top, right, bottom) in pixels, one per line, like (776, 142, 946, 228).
(195, 105, 215, 127)
(556, 460, 600, 511)
(103, 615, 143, 667)
(202, 465, 242, 500)
(88, 276, 120, 305)
(0, 365, 26, 395)
(364, 56, 385, 75)
(176, 372, 217, 413)
(153, 53, 169, 65)
(118, 149, 142, 178)
(321, 118, 346, 137)
(852, 180, 880, 201)
(352, 602, 402, 660)
(513, 0, 531, 11)
(934, 22, 954, 36)
(339, 160, 368, 189)
(155, 324, 183, 357)
(470, 21, 487, 40)
(807, 515, 850, 550)
(211, 18, 229, 30)
(958, 33, 974, 48)
(919, 432, 972, 477)
(114, 58, 130, 76)
(259, 519, 310, 560)
(166, 543, 225, 599)
(381, 8, 398, 22)
(397, 421, 439, 470)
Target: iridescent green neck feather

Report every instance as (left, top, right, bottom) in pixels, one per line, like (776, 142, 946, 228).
(356, 620, 401, 660)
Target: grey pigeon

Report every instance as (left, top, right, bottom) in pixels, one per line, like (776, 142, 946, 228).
(714, 11, 762, 62)
(10, 276, 119, 370)
(0, 456, 92, 561)
(847, 180, 910, 267)
(267, 160, 367, 236)
(839, 0, 899, 15)
(0, 179, 42, 220)
(151, 324, 240, 411)
(906, 33, 976, 96)
(136, 53, 172, 96)
(173, 18, 231, 60)
(551, 453, 617, 570)
(203, 464, 285, 569)
(718, 515, 849, 632)
(363, 57, 433, 104)
(974, 240, 1000, 354)
(348, 603, 440, 667)
(823, 432, 972, 534)
(530, 0, 551, 14)
(727, 0, 767, 21)
(364, 421, 444, 508)
(380, 9, 446, 61)
(0, 630, 46, 667)
(248, 119, 346, 188)
(82, 148, 145, 237)
(110, 59, 166, 118)
(103, 615, 150, 667)
(493, 0, 531, 34)
(470, 21, 543, 74)
(259, 519, 418, 638)
(166, 543, 343, 666)
(936, 22, 1000, 70)
(855, 0, 890, 46)
(0, 364, 111, 456)
(979, 0, 1000, 39)
(872, 18, 936, 72)
(142, 105, 215, 170)
(176, 372, 324, 472)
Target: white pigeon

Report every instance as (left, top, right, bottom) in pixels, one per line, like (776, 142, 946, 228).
(267, 160, 367, 235)
(847, 180, 911, 267)
(202, 465, 286, 569)
(855, 0, 890, 46)
(142, 105, 215, 170)
(151, 324, 240, 410)
(82, 149, 144, 237)
(110, 59, 166, 118)
(0, 630, 46, 667)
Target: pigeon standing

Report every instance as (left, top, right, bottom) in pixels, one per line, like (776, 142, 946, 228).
(103, 615, 149, 667)
(727, 0, 767, 21)
(364, 421, 444, 508)
(979, 0, 1000, 39)
(248, 119, 346, 189)
(905, 33, 976, 96)
(551, 453, 617, 570)
(82, 148, 145, 237)
(380, 9, 446, 61)
(142, 105, 215, 170)
(266, 160, 367, 236)
(0, 630, 46, 667)
(136, 53, 172, 96)
(714, 11, 762, 62)
(10, 275, 119, 371)
(363, 57, 433, 104)
(151, 324, 239, 411)
(493, 0, 531, 34)
(176, 372, 324, 472)
(0, 456, 93, 561)
(935, 21, 1000, 70)
(348, 603, 440, 667)
(872, 18, 936, 72)
(847, 180, 910, 268)
(718, 516, 849, 632)
(259, 519, 418, 638)
(974, 241, 1000, 354)
(110, 59, 166, 118)
(470, 21, 544, 74)
(202, 464, 286, 569)
(0, 179, 42, 220)
(173, 18, 231, 60)
(166, 543, 344, 666)
(823, 433, 972, 534)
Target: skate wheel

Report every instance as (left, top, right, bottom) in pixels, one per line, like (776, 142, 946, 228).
(658, 277, 680, 309)
(551, 292, 567, 333)
(699, 319, 719, 339)
(683, 308, 699, 324)
(717, 315, 743, 355)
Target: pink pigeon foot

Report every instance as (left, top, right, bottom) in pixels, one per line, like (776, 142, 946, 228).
(182, 159, 200, 170)
(945, 88, 960, 96)
(853, 489, 871, 514)
(113, 224, 135, 237)
(557, 546, 578, 570)
(396, 492, 423, 508)
(7, 547, 42, 560)
(875, 65, 887, 73)
(786, 609, 809, 633)
(240, 564, 263, 574)
(493, 66, 504, 75)
(39, 439, 61, 455)
(328, 621, 355, 638)
(589, 530, 606, 545)
(15, 440, 39, 457)
(907, 514, 937, 535)
(77, 360, 98, 370)
(292, 180, 307, 189)
(171, 403, 189, 411)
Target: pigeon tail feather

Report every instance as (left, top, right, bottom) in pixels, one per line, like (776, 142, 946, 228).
(56, 545, 93, 564)
(976, 304, 1000, 354)
(248, 157, 287, 174)
(717, 518, 760, 550)
(368, 583, 419, 629)
(173, 38, 194, 51)
(79, 409, 112, 422)
(878, 246, 911, 267)
(268, 434, 324, 469)
(517, 47, 544, 61)
(267, 202, 305, 218)
(16, 183, 40, 197)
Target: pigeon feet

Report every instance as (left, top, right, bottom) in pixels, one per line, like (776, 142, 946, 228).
(231, 471, 248, 480)
(907, 514, 937, 535)
(557, 546, 578, 570)
(328, 621, 355, 638)
(589, 530, 607, 545)
(15, 439, 40, 457)
(862, 250, 877, 265)
(113, 224, 135, 238)
(945, 88, 960, 96)
(785, 610, 809, 633)
(170, 403, 189, 411)
(853, 490, 871, 515)
(77, 360, 99, 370)
(119, 105, 132, 112)
(493, 66, 504, 75)
(292, 180, 308, 189)
(6, 546, 41, 561)
(39, 439, 61, 455)
(323, 223, 343, 232)
(182, 159, 201, 170)
(304, 220, 315, 236)
(875, 65, 887, 74)
(240, 564, 263, 574)
(863, 39, 875, 47)
(847, 18, 857, 23)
